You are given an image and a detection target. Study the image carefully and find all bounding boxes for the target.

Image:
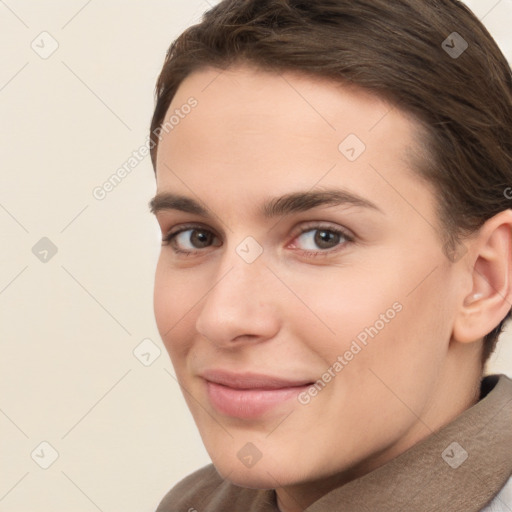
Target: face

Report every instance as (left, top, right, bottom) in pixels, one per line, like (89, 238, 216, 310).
(151, 64, 464, 498)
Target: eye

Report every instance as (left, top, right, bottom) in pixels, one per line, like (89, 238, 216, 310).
(162, 225, 220, 254)
(291, 224, 353, 255)
(161, 222, 354, 258)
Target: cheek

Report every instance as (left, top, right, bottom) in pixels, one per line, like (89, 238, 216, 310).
(280, 264, 404, 361)
(153, 259, 197, 358)
(288, 256, 450, 380)
(331, 268, 454, 412)
(153, 261, 173, 335)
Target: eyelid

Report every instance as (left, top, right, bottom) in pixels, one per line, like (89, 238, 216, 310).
(290, 221, 354, 241)
(161, 222, 220, 245)
(286, 222, 354, 256)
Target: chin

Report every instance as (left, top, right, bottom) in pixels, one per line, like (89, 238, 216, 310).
(211, 456, 294, 490)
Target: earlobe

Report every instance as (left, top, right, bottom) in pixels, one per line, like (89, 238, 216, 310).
(452, 212, 512, 344)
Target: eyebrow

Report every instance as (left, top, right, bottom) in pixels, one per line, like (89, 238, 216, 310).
(148, 189, 383, 218)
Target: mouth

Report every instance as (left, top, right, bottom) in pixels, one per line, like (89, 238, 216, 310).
(201, 370, 315, 419)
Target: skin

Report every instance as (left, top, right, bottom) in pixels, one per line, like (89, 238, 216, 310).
(151, 64, 512, 512)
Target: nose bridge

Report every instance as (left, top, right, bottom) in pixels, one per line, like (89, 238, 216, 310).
(207, 239, 267, 309)
(195, 237, 277, 343)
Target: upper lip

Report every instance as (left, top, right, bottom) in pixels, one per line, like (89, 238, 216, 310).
(201, 369, 314, 390)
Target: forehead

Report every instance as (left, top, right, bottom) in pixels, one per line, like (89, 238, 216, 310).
(160, 64, 402, 155)
(154, 64, 434, 226)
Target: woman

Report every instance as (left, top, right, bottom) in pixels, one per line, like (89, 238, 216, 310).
(148, 1, 512, 510)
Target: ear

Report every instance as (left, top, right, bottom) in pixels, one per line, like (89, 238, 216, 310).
(452, 210, 512, 344)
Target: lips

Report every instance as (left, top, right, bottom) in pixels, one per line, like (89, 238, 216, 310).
(201, 369, 314, 389)
(201, 369, 314, 419)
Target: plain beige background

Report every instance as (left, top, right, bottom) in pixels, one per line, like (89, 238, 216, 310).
(0, 1, 511, 511)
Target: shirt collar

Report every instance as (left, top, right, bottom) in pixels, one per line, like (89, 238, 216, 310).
(302, 373, 512, 512)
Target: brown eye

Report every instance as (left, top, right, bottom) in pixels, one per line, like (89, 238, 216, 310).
(187, 229, 215, 248)
(294, 227, 349, 252)
(164, 228, 219, 250)
(314, 229, 342, 249)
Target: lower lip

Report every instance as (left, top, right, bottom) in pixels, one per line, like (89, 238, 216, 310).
(205, 381, 311, 419)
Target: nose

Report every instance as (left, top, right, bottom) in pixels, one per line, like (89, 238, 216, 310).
(195, 246, 280, 347)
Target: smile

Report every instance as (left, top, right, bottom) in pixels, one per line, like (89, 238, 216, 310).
(201, 370, 314, 419)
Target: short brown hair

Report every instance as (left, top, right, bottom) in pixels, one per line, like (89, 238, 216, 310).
(149, 0, 512, 368)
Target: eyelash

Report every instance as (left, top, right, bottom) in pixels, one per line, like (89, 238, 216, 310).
(161, 222, 355, 258)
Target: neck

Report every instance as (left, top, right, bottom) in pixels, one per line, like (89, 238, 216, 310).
(275, 339, 483, 512)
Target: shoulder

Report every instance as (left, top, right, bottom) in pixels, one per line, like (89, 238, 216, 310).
(480, 475, 512, 512)
(155, 464, 223, 511)
(155, 464, 276, 512)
